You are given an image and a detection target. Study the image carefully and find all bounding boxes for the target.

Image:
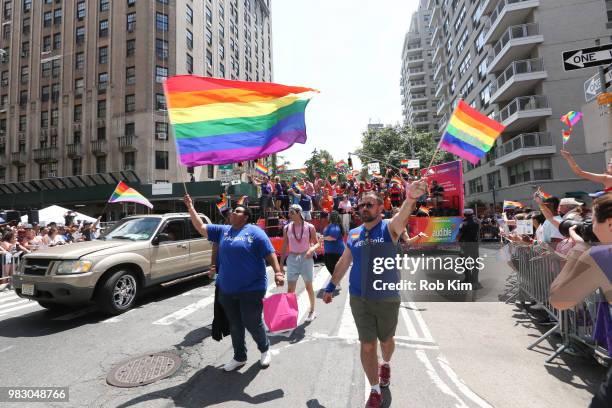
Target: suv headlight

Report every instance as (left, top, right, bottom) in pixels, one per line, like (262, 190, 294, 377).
(56, 260, 94, 275)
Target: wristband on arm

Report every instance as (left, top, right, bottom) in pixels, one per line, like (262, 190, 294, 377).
(325, 282, 336, 293)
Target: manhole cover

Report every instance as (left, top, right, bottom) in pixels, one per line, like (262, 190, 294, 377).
(107, 352, 182, 388)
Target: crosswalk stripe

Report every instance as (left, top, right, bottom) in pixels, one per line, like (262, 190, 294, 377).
(0, 299, 30, 310)
(0, 294, 19, 304)
(0, 302, 38, 318)
(415, 349, 469, 407)
(336, 287, 358, 339)
(407, 301, 433, 341)
(152, 294, 215, 326)
(436, 355, 493, 408)
(400, 302, 419, 339)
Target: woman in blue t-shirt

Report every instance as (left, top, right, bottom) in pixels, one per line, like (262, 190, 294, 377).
(184, 194, 284, 372)
(322, 211, 346, 277)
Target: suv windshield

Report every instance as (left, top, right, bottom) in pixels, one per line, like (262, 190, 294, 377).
(100, 218, 161, 241)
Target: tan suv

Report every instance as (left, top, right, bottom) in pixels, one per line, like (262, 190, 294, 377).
(12, 213, 212, 315)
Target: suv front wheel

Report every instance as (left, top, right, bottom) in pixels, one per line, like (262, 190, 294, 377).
(95, 270, 139, 315)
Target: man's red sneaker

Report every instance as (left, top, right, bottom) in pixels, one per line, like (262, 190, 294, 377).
(365, 390, 383, 408)
(379, 363, 391, 387)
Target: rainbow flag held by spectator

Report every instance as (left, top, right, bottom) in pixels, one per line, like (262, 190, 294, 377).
(391, 176, 403, 185)
(537, 189, 552, 200)
(400, 159, 409, 167)
(163, 75, 317, 166)
(216, 194, 229, 212)
(561, 111, 583, 128)
(236, 196, 248, 206)
(108, 181, 153, 209)
(439, 100, 505, 164)
(330, 173, 338, 181)
(503, 200, 523, 210)
(256, 162, 269, 175)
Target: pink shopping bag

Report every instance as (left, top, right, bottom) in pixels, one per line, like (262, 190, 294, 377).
(263, 293, 298, 333)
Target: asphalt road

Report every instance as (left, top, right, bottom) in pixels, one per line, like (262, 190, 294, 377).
(0, 245, 602, 407)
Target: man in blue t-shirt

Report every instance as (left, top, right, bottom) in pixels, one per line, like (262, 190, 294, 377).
(323, 180, 428, 408)
(184, 194, 284, 372)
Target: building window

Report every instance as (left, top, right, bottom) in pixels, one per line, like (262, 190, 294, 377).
(206, 27, 212, 46)
(206, 6, 213, 26)
(508, 161, 531, 185)
(72, 158, 82, 176)
(487, 171, 502, 190)
(99, 46, 108, 64)
(156, 38, 168, 59)
(186, 53, 193, 74)
(22, 16, 30, 34)
(51, 59, 60, 77)
(53, 33, 61, 49)
(155, 151, 169, 169)
(126, 66, 135, 85)
(458, 52, 472, 77)
(126, 39, 136, 57)
(156, 12, 168, 31)
(219, 24, 225, 39)
(41, 85, 50, 102)
(98, 72, 108, 90)
(53, 8, 61, 25)
(75, 52, 85, 69)
(73, 104, 82, 122)
(479, 82, 492, 108)
(220, 62, 225, 77)
(40, 111, 49, 127)
(186, 4, 193, 24)
(219, 44, 225, 60)
(51, 83, 59, 101)
(50, 108, 58, 126)
(75, 78, 84, 96)
(468, 177, 483, 195)
(533, 158, 552, 180)
(18, 115, 27, 132)
(99, 0, 109, 12)
(127, 12, 136, 32)
(97, 126, 106, 140)
(99, 19, 109, 38)
(459, 76, 474, 97)
(124, 151, 136, 170)
(155, 66, 167, 83)
(43, 11, 52, 28)
(97, 100, 106, 118)
(186, 28, 193, 49)
(17, 166, 26, 182)
(76, 26, 85, 44)
(207, 165, 214, 179)
(128, 0, 136, 7)
(73, 130, 81, 143)
(76, 1, 86, 20)
(155, 122, 167, 138)
(477, 58, 488, 80)
(156, 93, 166, 111)
(206, 49, 213, 69)
(19, 90, 27, 106)
(21, 41, 30, 57)
(125, 94, 135, 112)
(96, 156, 106, 173)
(20, 65, 28, 84)
(457, 29, 469, 54)
(125, 122, 135, 136)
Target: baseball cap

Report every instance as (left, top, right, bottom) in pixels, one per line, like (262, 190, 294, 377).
(463, 208, 474, 215)
(559, 198, 583, 206)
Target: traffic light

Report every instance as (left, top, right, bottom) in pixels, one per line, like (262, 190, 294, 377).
(347, 156, 353, 169)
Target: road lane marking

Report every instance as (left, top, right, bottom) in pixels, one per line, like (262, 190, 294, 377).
(415, 350, 469, 408)
(407, 301, 433, 341)
(400, 303, 419, 339)
(437, 355, 493, 408)
(102, 308, 137, 323)
(0, 345, 15, 353)
(336, 289, 358, 339)
(152, 295, 215, 325)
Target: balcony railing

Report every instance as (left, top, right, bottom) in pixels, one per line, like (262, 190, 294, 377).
(91, 139, 107, 155)
(409, 80, 427, 87)
(497, 95, 549, 122)
(491, 23, 540, 59)
(118, 135, 136, 151)
(410, 93, 427, 101)
(490, 58, 544, 95)
(437, 113, 450, 130)
(11, 151, 27, 164)
(32, 147, 58, 163)
(488, 0, 535, 32)
(66, 143, 82, 158)
(497, 132, 553, 157)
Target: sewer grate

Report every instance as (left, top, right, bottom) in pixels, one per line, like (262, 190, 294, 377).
(106, 352, 182, 388)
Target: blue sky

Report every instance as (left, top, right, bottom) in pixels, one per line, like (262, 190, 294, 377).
(271, 0, 419, 169)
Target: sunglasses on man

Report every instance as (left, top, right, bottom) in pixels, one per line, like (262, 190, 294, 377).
(357, 202, 376, 210)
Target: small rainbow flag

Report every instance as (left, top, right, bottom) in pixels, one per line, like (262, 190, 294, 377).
(391, 176, 403, 185)
(108, 181, 153, 209)
(537, 189, 552, 200)
(562, 129, 572, 145)
(236, 195, 248, 206)
(503, 200, 523, 210)
(163, 75, 316, 166)
(401, 167, 410, 174)
(330, 173, 338, 181)
(561, 111, 583, 128)
(440, 100, 505, 164)
(216, 194, 229, 212)
(351, 232, 360, 240)
(256, 162, 269, 175)
(400, 159, 409, 167)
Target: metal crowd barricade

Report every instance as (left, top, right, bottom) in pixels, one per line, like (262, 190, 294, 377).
(0, 252, 22, 293)
(505, 242, 610, 364)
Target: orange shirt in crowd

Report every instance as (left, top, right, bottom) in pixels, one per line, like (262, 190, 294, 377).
(384, 196, 392, 211)
(321, 195, 334, 214)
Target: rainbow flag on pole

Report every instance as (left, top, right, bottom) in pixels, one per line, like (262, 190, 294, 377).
(236, 195, 248, 206)
(439, 100, 505, 164)
(503, 200, 523, 210)
(256, 162, 269, 175)
(400, 159, 409, 167)
(216, 194, 229, 212)
(163, 75, 317, 166)
(108, 181, 153, 209)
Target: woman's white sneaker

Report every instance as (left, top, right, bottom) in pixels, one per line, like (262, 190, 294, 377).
(305, 310, 317, 322)
(223, 359, 246, 372)
(260, 351, 272, 368)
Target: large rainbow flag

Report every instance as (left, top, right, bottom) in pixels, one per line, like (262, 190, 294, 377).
(163, 76, 317, 166)
(439, 100, 505, 164)
(108, 181, 153, 209)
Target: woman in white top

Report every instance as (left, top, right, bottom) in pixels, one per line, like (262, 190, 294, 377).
(42, 227, 64, 248)
(338, 194, 353, 233)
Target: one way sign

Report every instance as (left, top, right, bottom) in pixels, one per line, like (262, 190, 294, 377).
(563, 43, 612, 71)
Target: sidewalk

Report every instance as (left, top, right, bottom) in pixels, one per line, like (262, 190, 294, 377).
(422, 301, 607, 408)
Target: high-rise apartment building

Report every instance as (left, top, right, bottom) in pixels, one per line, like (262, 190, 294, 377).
(0, 0, 273, 188)
(421, 0, 611, 207)
(400, 0, 439, 134)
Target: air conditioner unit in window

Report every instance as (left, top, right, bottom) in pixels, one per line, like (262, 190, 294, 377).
(73, 123, 81, 131)
(156, 132, 167, 140)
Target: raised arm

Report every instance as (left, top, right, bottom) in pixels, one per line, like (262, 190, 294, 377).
(560, 150, 612, 187)
(184, 194, 208, 238)
(389, 180, 428, 243)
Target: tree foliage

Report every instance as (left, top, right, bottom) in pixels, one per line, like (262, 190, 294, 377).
(304, 149, 337, 180)
(355, 124, 453, 176)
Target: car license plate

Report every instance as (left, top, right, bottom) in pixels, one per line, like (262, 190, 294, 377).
(22, 283, 35, 296)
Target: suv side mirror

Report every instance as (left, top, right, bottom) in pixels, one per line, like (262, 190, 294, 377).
(153, 233, 170, 245)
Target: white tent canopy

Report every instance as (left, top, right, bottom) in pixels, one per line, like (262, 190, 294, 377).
(22, 205, 97, 226)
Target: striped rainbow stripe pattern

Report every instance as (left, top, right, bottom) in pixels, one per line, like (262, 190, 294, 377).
(216, 194, 229, 212)
(163, 76, 317, 166)
(503, 200, 523, 210)
(256, 162, 269, 175)
(440, 100, 505, 164)
(108, 181, 153, 209)
(400, 159, 409, 167)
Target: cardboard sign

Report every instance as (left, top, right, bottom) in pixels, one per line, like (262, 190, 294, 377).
(367, 162, 380, 174)
(516, 219, 533, 235)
